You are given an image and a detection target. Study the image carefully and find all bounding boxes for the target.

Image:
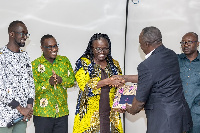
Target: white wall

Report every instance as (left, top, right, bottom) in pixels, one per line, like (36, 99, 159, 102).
(0, 0, 200, 133)
(0, 0, 126, 133)
(125, 0, 200, 132)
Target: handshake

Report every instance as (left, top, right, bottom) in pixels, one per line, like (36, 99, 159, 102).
(108, 75, 126, 88)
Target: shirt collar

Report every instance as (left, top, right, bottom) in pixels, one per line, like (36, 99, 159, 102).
(3, 46, 23, 53)
(145, 49, 155, 59)
(178, 53, 187, 59)
(40, 54, 61, 64)
(179, 51, 200, 61)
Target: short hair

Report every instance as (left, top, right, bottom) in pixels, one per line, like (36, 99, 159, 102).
(141, 26, 162, 44)
(40, 34, 54, 46)
(184, 32, 198, 41)
(8, 20, 25, 33)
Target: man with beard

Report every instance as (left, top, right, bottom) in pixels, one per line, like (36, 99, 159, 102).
(0, 20, 35, 133)
(178, 32, 200, 133)
(31, 34, 75, 133)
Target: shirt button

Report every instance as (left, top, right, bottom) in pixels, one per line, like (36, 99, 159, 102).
(188, 76, 190, 78)
(185, 91, 187, 93)
(189, 69, 190, 71)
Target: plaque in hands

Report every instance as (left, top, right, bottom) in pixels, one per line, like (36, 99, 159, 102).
(112, 84, 137, 109)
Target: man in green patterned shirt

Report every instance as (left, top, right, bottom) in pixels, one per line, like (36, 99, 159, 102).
(32, 34, 75, 133)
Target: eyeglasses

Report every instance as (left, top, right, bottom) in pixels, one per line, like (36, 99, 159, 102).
(14, 32, 30, 38)
(180, 41, 197, 46)
(94, 47, 109, 53)
(43, 44, 59, 50)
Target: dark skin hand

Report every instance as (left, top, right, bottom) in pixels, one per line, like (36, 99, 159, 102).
(16, 104, 33, 121)
(110, 76, 125, 88)
(25, 104, 33, 121)
(114, 98, 144, 115)
(112, 75, 138, 83)
(96, 77, 125, 89)
(113, 108, 126, 113)
(49, 73, 62, 86)
(126, 97, 145, 115)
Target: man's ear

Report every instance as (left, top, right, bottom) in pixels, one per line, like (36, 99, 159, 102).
(40, 46, 44, 52)
(9, 32, 14, 38)
(197, 41, 199, 47)
(145, 42, 150, 47)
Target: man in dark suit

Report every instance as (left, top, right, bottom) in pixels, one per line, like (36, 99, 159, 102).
(118, 26, 193, 133)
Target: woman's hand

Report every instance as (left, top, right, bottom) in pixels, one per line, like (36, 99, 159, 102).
(108, 79, 124, 88)
(109, 75, 125, 88)
(96, 76, 125, 89)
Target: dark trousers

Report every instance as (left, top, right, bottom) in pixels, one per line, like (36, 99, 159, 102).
(33, 115, 68, 133)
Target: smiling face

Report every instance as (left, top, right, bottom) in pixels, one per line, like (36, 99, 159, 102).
(92, 38, 109, 62)
(11, 23, 28, 47)
(41, 37, 58, 63)
(181, 33, 199, 56)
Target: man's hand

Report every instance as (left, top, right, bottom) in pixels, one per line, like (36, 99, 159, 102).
(109, 75, 125, 88)
(126, 98, 145, 115)
(25, 104, 33, 121)
(111, 75, 125, 83)
(113, 108, 126, 113)
(56, 75, 62, 84)
(49, 70, 62, 85)
(112, 75, 138, 83)
(49, 76, 56, 85)
(16, 105, 33, 122)
(126, 103, 134, 115)
(109, 79, 124, 88)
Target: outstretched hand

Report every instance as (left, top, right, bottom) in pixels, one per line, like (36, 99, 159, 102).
(113, 108, 126, 113)
(111, 75, 125, 81)
(109, 75, 125, 88)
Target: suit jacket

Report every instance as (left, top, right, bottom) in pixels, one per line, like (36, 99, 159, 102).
(136, 45, 192, 133)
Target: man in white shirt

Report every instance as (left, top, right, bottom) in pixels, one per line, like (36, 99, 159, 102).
(0, 20, 35, 133)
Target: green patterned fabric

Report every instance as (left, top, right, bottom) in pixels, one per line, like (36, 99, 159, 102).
(32, 55, 75, 118)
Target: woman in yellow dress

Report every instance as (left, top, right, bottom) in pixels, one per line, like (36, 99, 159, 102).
(73, 33, 124, 133)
